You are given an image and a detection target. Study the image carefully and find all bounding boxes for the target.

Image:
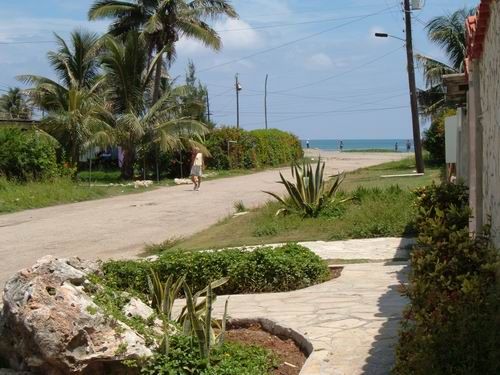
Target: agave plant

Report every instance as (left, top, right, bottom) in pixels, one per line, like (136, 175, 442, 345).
(265, 159, 347, 218)
(147, 269, 185, 320)
(147, 270, 229, 360)
(180, 279, 229, 360)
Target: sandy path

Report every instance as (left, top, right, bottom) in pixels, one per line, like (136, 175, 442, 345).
(0, 152, 406, 286)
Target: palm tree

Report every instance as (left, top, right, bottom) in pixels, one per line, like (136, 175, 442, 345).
(0, 87, 31, 120)
(19, 29, 102, 112)
(18, 30, 109, 164)
(88, 0, 238, 103)
(417, 7, 476, 117)
(101, 32, 208, 178)
(41, 87, 113, 166)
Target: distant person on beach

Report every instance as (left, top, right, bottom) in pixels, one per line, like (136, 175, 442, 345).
(406, 140, 411, 152)
(395, 142, 398, 152)
(190, 147, 204, 191)
(306, 140, 310, 149)
(339, 141, 344, 152)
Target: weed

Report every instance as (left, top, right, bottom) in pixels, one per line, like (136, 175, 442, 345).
(233, 200, 247, 213)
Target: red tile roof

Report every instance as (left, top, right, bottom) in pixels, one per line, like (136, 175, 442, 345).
(466, 0, 494, 60)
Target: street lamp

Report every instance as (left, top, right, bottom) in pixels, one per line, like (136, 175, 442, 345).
(235, 74, 242, 129)
(374, 26, 425, 173)
(374, 33, 405, 42)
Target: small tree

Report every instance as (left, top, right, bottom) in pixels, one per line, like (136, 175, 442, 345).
(423, 108, 456, 163)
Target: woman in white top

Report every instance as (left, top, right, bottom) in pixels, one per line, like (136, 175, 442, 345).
(190, 147, 204, 191)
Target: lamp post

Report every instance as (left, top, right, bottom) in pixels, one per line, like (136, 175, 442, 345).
(235, 74, 242, 129)
(375, 2, 425, 174)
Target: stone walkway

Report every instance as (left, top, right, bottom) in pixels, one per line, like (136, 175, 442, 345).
(209, 238, 411, 375)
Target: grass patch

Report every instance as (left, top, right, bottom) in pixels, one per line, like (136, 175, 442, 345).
(0, 177, 144, 214)
(173, 158, 440, 251)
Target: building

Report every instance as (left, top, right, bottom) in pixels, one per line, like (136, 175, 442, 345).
(444, 0, 500, 246)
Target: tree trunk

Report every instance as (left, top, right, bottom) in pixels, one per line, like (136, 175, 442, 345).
(121, 146, 135, 180)
(152, 52, 163, 104)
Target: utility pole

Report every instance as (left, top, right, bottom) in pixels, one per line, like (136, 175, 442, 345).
(404, 0, 424, 173)
(235, 73, 242, 129)
(264, 74, 268, 130)
(206, 92, 211, 123)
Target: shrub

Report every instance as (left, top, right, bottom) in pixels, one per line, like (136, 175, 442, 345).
(205, 127, 303, 170)
(413, 182, 469, 233)
(422, 109, 456, 163)
(249, 129, 303, 168)
(102, 244, 330, 296)
(0, 128, 59, 181)
(394, 182, 500, 375)
(141, 336, 275, 375)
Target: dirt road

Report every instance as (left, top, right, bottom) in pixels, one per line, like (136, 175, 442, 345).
(0, 152, 407, 286)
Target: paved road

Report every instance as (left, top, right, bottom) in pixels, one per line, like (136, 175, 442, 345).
(0, 152, 407, 286)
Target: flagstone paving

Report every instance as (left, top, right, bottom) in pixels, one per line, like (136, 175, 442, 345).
(209, 238, 411, 375)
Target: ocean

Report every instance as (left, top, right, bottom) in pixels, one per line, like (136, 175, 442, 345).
(301, 139, 414, 152)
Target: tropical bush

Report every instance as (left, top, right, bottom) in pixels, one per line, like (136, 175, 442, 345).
(394, 182, 500, 375)
(0, 128, 59, 181)
(422, 109, 456, 163)
(413, 181, 469, 233)
(87, 271, 276, 375)
(102, 244, 330, 296)
(205, 127, 303, 170)
(265, 160, 347, 217)
(141, 336, 275, 375)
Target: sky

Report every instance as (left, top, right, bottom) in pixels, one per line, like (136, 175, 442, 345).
(0, 0, 478, 139)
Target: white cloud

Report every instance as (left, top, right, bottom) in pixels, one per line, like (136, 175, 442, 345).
(176, 18, 261, 58)
(0, 17, 108, 43)
(305, 53, 334, 70)
(216, 18, 262, 50)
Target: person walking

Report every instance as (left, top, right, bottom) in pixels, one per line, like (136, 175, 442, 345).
(406, 139, 411, 153)
(306, 140, 310, 149)
(190, 147, 204, 191)
(395, 142, 399, 152)
(339, 140, 344, 152)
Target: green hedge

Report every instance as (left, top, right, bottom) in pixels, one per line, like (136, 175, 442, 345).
(102, 244, 329, 295)
(205, 127, 303, 170)
(394, 182, 500, 375)
(0, 128, 59, 181)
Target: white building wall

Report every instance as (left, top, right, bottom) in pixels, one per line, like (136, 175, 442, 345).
(479, 0, 500, 246)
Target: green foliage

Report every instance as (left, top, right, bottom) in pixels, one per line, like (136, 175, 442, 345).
(0, 176, 139, 214)
(413, 181, 469, 233)
(147, 270, 185, 320)
(394, 182, 500, 375)
(141, 335, 275, 375)
(265, 160, 347, 217)
(0, 128, 59, 181)
(102, 244, 330, 296)
(205, 127, 303, 170)
(423, 109, 456, 163)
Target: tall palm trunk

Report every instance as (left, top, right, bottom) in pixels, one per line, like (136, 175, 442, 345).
(152, 53, 163, 104)
(121, 146, 136, 180)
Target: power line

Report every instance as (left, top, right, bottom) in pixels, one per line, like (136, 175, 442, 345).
(271, 46, 404, 94)
(198, 5, 397, 73)
(242, 105, 408, 127)
(0, 40, 54, 45)
(216, 13, 387, 32)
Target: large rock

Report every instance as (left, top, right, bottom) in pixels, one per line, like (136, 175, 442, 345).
(0, 256, 152, 374)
